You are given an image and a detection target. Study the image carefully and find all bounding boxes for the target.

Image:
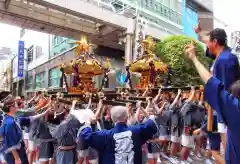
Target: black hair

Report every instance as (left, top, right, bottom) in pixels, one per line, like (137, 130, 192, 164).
(209, 28, 227, 47)
(37, 91, 41, 95)
(2, 99, 15, 113)
(0, 91, 10, 102)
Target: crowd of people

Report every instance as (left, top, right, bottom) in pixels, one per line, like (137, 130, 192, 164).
(0, 86, 223, 164)
(0, 25, 240, 164)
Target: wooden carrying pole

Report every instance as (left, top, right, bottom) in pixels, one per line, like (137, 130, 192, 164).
(205, 102, 213, 131)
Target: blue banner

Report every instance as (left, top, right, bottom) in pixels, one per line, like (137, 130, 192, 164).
(17, 41, 24, 78)
(182, 0, 199, 40)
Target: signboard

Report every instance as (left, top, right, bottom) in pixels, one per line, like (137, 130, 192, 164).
(182, 0, 199, 40)
(193, 0, 213, 12)
(17, 41, 24, 78)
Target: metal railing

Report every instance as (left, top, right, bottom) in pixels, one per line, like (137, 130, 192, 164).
(89, 0, 182, 25)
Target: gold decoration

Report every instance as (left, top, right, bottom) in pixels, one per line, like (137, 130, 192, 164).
(129, 35, 168, 89)
(74, 36, 89, 56)
(103, 58, 112, 69)
(142, 36, 156, 57)
(58, 36, 112, 94)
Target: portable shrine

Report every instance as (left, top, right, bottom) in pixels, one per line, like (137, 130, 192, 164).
(59, 37, 111, 94)
(130, 36, 168, 89)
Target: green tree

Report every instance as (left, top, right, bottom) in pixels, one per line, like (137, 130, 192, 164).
(155, 35, 212, 86)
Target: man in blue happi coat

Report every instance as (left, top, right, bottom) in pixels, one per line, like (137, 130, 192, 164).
(196, 25, 240, 153)
(207, 29, 240, 134)
(185, 42, 240, 164)
(75, 106, 158, 164)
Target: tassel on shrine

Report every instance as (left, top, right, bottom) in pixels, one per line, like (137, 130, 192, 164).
(149, 61, 156, 86)
(100, 68, 109, 91)
(72, 63, 81, 87)
(125, 65, 132, 90)
(60, 67, 69, 92)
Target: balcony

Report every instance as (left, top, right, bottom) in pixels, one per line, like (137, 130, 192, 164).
(92, 0, 182, 26)
(138, 0, 182, 25)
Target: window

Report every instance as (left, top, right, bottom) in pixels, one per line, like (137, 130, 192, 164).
(26, 76, 33, 90)
(36, 46, 43, 58)
(27, 46, 33, 63)
(53, 36, 58, 46)
(53, 36, 65, 46)
(35, 72, 45, 89)
(49, 68, 61, 87)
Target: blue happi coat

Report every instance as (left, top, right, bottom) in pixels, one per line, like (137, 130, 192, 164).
(212, 48, 240, 123)
(0, 115, 30, 164)
(78, 118, 157, 164)
(205, 77, 240, 164)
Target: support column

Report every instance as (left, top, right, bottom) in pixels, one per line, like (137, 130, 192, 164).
(45, 68, 49, 88)
(125, 18, 135, 64)
(125, 34, 133, 64)
(16, 80, 19, 96)
(32, 71, 36, 90)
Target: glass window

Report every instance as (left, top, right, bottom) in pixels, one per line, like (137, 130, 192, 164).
(35, 46, 43, 58)
(27, 45, 33, 63)
(49, 68, 61, 87)
(35, 72, 45, 89)
(163, 0, 170, 7)
(26, 76, 33, 90)
(53, 36, 58, 46)
(169, 0, 178, 12)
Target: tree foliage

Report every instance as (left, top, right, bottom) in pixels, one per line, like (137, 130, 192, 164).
(155, 35, 212, 86)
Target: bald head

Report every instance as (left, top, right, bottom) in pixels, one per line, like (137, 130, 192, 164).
(110, 106, 128, 123)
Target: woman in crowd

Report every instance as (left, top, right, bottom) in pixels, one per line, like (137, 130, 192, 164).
(0, 96, 51, 164)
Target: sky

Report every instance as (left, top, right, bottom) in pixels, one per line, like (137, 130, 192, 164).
(213, 0, 240, 31)
(0, 23, 20, 51)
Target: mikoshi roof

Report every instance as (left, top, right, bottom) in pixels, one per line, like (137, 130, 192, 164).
(60, 58, 104, 75)
(130, 55, 168, 73)
(60, 37, 111, 76)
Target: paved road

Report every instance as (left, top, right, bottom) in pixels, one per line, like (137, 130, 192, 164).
(154, 152, 216, 164)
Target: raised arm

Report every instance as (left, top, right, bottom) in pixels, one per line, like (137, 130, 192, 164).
(94, 99, 103, 119)
(144, 97, 152, 114)
(18, 106, 37, 113)
(169, 89, 181, 109)
(29, 107, 51, 122)
(136, 101, 148, 119)
(186, 87, 195, 102)
(142, 87, 149, 97)
(27, 94, 36, 104)
(152, 89, 161, 104)
(156, 102, 168, 115)
(86, 96, 92, 109)
(70, 100, 78, 111)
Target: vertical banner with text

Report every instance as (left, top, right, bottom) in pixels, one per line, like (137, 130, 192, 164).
(17, 41, 24, 78)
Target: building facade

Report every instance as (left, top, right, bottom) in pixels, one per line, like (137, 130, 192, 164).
(15, 30, 125, 96)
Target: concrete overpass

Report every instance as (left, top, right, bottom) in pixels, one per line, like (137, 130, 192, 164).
(0, 0, 132, 50)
